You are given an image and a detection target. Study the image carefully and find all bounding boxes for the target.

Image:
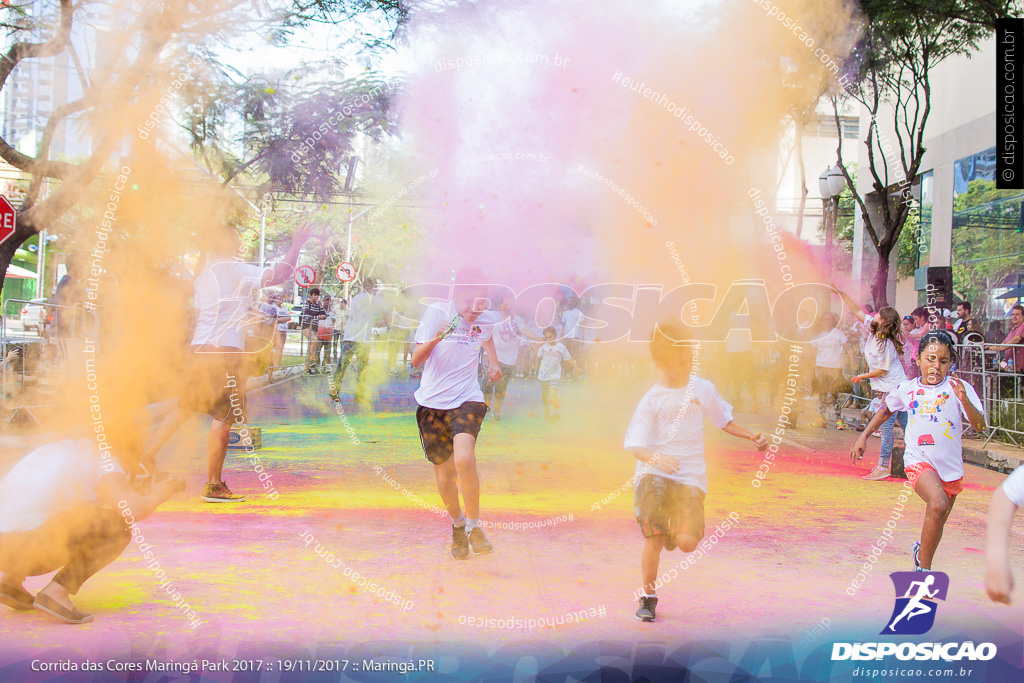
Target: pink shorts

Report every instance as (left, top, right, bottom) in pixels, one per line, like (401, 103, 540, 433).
(905, 462, 963, 498)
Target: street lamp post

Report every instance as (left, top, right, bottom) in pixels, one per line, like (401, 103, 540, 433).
(343, 204, 375, 300)
(36, 229, 47, 299)
(819, 165, 846, 279)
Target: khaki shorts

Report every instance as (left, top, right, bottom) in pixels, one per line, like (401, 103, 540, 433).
(178, 348, 248, 423)
(634, 474, 705, 540)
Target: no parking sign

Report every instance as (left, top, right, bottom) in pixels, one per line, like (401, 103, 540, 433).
(295, 265, 316, 287)
(336, 262, 356, 282)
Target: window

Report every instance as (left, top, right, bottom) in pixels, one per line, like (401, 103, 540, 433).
(814, 115, 859, 139)
(917, 171, 933, 271)
(951, 147, 1024, 320)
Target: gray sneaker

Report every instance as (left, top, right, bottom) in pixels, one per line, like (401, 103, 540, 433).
(912, 541, 925, 571)
(635, 595, 657, 622)
(469, 527, 493, 555)
(450, 525, 469, 560)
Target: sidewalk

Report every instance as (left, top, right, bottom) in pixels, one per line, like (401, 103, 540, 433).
(0, 364, 307, 475)
(730, 395, 1020, 479)
(963, 437, 1024, 473)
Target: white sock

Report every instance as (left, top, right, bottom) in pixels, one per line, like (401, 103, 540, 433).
(643, 591, 656, 598)
(466, 518, 479, 532)
(450, 514, 466, 528)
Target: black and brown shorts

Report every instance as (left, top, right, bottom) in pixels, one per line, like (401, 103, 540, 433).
(415, 401, 488, 465)
(634, 474, 705, 540)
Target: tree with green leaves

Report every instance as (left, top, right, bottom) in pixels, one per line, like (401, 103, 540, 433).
(949, 179, 1024, 318)
(831, 0, 1021, 307)
(0, 0, 408, 295)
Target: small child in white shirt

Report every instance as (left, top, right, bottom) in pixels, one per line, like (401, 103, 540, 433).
(536, 326, 577, 423)
(626, 324, 767, 623)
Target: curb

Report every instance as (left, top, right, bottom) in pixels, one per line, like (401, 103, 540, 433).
(0, 368, 306, 460)
(963, 445, 1022, 474)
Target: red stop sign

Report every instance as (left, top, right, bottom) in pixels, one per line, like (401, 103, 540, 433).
(0, 196, 16, 246)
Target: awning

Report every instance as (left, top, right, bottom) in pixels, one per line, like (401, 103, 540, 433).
(4, 263, 36, 279)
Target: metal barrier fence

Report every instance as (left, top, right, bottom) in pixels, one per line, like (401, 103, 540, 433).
(1, 298, 98, 431)
(956, 340, 1024, 446)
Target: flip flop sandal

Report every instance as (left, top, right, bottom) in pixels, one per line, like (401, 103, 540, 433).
(33, 593, 93, 624)
(0, 582, 34, 610)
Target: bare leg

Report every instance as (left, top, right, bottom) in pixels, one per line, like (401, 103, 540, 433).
(37, 581, 75, 611)
(388, 340, 399, 374)
(432, 456, 462, 519)
(914, 470, 954, 569)
(271, 336, 284, 379)
(452, 433, 479, 519)
(207, 418, 232, 484)
(0, 571, 26, 586)
(492, 390, 506, 416)
(673, 534, 700, 553)
(141, 407, 193, 469)
(641, 535, 665, 595)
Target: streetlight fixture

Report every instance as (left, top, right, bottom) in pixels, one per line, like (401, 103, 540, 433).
(819, 164, 846, 278)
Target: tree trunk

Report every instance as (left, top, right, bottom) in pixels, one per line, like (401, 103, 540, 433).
(0, 216, 36, 296)
(872, 243, 893, 309)
(0, 234, 17, 296)
(794, 118, 807, 239)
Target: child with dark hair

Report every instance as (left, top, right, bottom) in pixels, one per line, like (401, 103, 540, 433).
(899, 316, 919, 379)
(852, 330, 985, 571)
(906, 306, 934, 360)
(626, 324, 767, 622)
(536, 325, 576, 422)
(301, 287, 329, 374)
(833, 285, 909, 481)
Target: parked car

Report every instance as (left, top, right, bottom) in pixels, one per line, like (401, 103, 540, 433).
(18, 298, 48, 331)
(287, 305, 303, 330)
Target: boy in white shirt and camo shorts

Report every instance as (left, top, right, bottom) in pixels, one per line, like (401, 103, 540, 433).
(625, 324, 767, 622)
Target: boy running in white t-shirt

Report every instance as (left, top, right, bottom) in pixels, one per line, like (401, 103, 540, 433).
(411, 269, 502, 560)
(626, 324, 768, 622)
(481, 297, 540, 420)
(536, 326, 577, 423)
(852, 330, 986, 571)
(986, 465, 1024, 604)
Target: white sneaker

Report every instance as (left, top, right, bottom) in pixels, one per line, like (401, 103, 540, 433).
(862, 466, 890, 481)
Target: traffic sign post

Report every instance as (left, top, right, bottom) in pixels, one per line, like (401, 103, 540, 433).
(0, 196, 17, 246)
(295, 265, 316, 288)
(336, 262, 356, 282)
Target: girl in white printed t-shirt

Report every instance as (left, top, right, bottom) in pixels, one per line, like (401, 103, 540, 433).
(852, 331, 985, 572)
(833, 285, 908, 481)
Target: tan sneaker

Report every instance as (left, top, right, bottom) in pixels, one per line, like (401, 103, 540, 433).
(202, 481, 245, 503)
(862, 466, 890, 481)
(468, 527, 494, 555)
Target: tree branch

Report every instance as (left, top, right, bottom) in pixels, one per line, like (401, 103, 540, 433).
(833, 96, 881, 250)
(0, 0, 77, 179)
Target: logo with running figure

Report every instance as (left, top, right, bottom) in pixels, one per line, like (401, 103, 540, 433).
(881, 572, 949, 635)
